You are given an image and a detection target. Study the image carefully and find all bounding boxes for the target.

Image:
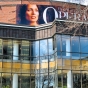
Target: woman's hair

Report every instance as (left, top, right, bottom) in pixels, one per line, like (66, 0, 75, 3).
(17, 4, 55, 25)
(18, 4, 29, 25)
(17, 4, 43, 25)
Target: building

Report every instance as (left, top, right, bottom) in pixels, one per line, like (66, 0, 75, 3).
(0, 20, 88, 88)
(0, 0, 88, 88)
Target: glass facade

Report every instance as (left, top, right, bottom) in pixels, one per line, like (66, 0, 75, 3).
(56, 35, 88, 88)
(0, 34, 88, 88)
(0, 21, 88, 88)
(0, 38, 55, 88)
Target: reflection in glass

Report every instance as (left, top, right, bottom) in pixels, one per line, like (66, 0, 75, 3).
(58, 70, 62, 88)
(73, 71, 81, 88)
(80, 37, 88, 53)
(21, 41, 30, 61)
(2, 73, 11, 88)
(82, 71, 88, 88)
(31, 74, 35, 88)
(3, 40, 12, 60)
(71, 36, 80, 53)
(21, 74, 30, 88)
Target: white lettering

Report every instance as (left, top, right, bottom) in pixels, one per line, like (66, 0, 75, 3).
(43, 6, 88, 23)
(43, 7, 58, 24)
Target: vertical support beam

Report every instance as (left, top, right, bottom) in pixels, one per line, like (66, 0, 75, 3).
(13, 74, 18, 88)
(13, 43, 19, 60)
(66, 39, 73, 88)
(55, 71, 58, 88)
(67, 71, 73, 88)
(66, 39, 71, 56)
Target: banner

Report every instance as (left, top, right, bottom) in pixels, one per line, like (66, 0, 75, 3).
(16, 4, 88, 26)
(0, 3, 88, 26)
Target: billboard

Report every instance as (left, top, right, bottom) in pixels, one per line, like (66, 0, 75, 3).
(16, 4, 57, 26)
(16, 4, 88, 26)
(0, 3, 88, 26)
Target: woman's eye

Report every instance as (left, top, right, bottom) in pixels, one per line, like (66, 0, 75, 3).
(35, 9, 38, 12)
(27, 9, 32, 11)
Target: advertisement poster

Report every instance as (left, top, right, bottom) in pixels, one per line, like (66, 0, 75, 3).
(16, 4, 58, 26)
(0, 3, 88, 26)
(16, 4, 88, 26)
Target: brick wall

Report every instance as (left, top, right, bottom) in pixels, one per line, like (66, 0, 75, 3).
(0, 6, 16, 24)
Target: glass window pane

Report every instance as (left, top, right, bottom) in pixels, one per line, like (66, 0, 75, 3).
(48, 73, 55, 88)
(58, 70, 62, 88)
(21, 74, 30, 88)
(72, 53, 80, 59)
(73, 71, 81, 88)
(21, 41, 29, 60)
(40, 39, 47, 56)
(80, 37, 88, 53)
(0, 39, 3, 55)
(48, 38, 54, 55)
(63, 59, 71, 69)
(2, 73, 12, 88)
(49, 58, 55, 72)
(71, 36, 80, 53)
(58, 54, 62, 69)
(56, 35, 61, 52)
(81, 54, 88, 71)
(72, 53, 80, 70)
(13, 40, 21, 60)
(33, 41, 39, 57)
(62, 35, 70, 53)
(82, 71, 88, 88)
(57, 51, 61, 58)
(31, 74, 35, 88)
(63, 70, 68, 88)
(3, 40, 12, 60)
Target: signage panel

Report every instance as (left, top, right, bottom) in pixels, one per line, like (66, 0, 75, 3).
(16, 4, 88, 26)
(0, 3, 88, 26)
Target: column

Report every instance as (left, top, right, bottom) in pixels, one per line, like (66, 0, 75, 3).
(13, 74, 18, 88)
(67, 71, 73, 88)
(66, 39, 73, 88)
(55, 71, 58, 88)
(66, 39, 71, 56)
(13, 43, 19, 60)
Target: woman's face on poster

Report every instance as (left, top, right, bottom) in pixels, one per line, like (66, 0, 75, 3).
(25, 4, 39, 23)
